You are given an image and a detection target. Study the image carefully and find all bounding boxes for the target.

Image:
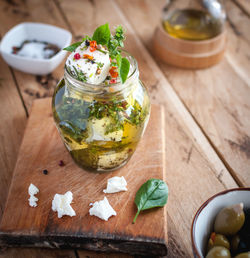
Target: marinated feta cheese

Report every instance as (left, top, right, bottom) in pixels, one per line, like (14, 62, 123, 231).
(66, 41, 110, 84)
(103, 176, 128, 193)
(86, 117, 123, 143)
(89, 197, 116, 221)
(52, 191, 76, 218)
(28, 183, 39, 207)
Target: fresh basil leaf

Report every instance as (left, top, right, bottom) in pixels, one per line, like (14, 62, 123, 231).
(63, 41, 82, 52)
(132, 179, 168, 224)
(119, 57, 130, 84)
(92, 23, 111, 45)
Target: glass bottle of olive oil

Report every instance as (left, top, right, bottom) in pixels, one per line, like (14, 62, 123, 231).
(162, 0, 226, 41)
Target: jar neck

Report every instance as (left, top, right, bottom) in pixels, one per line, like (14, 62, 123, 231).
(64, 51, 139, 100)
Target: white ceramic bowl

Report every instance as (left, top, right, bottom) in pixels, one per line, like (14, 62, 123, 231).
(0, 22, 72, 75)
(191, 188, 250, 258)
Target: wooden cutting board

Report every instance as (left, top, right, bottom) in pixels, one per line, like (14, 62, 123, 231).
(0, 98, 167, 256)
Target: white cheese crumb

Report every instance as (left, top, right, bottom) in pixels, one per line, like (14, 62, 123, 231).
(29, 195, 38, 207)
(28, 183, 39, 207)
(52, 191, 76, 218)
(89, 197, 116, 221)
(28, 183, 39, 196)
(103, 176, 128, 193)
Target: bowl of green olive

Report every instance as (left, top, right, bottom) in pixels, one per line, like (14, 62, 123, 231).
(191, 188, 250, 258)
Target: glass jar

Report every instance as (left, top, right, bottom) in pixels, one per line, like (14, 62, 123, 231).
(52, 52, 150, 172)
(162, 0, 226, 41)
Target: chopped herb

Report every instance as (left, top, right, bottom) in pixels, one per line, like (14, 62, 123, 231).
(72, 66, 87, 82)
(96, 48, 107, 54)
(96, 62, 104, 68)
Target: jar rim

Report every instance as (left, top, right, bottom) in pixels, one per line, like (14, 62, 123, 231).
(64, 50, 138, 91)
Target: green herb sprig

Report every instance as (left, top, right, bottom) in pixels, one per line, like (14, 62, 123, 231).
(71, 66, 87, 82)
(63, 23, 130, 83)
(133, 179, 168, 224)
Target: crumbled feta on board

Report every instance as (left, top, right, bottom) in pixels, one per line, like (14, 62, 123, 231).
(66, 42, 110, 84)
(52, 191, 76, 218)
(28, 183, 39, 207)
(89, 197, 116, 221)
(103, 176, 128, 193)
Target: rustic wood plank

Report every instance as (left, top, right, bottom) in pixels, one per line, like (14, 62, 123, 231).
(234, 0, 250, 16)
(116, 0, 250, 187)
(0, 1, 77, 257)
(0, 248, 76, 258)
(57, 0, 238, 256)
(0, 0, 69, 112)
(225, 0, 250, 88)
(0, 56, 27, 219)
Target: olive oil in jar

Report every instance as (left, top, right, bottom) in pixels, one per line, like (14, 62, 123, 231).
(163, 9, 222, 41)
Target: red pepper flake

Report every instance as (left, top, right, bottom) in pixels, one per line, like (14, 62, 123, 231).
(109, 66, 118, 78)
(110, 78, 117, 84)
(89, 40, 97, 52)
(12, 46, 18, 54)
(83, 54, 94, 60)
(210, 232, 216, 243)
(58, 160, 65, 166)
(74, 53, 81, 60)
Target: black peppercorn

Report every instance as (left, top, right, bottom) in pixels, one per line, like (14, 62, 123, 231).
(85, 40, 90, 46)
(43, 169, 48, 175)
(59, 160, 65, 166)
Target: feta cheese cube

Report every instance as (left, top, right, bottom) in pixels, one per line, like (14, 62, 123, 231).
(89, 197, 116, 221)
(66, 42, 110, 85)
(52, 191, 76, 218)
(103, 176, 128, 193)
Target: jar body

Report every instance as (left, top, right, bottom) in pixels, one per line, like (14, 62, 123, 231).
(52, 72, 150, 172)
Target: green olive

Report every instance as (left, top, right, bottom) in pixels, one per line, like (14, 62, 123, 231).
(214, 203, 245, 236)
(235, 252, 250, 258)
(207, 232, 230, 251)
(206, 246, 231, 258)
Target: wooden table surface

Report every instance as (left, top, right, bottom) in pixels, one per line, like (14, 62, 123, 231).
(0, 0, 249, 257)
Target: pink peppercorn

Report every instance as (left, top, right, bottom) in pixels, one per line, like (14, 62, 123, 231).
(74, 53, 81, 60)
(110, 79, 116, 84)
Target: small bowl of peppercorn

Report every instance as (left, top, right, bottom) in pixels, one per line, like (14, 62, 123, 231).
(0, 22, 72, 75)
(191, 188, 250, 258)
